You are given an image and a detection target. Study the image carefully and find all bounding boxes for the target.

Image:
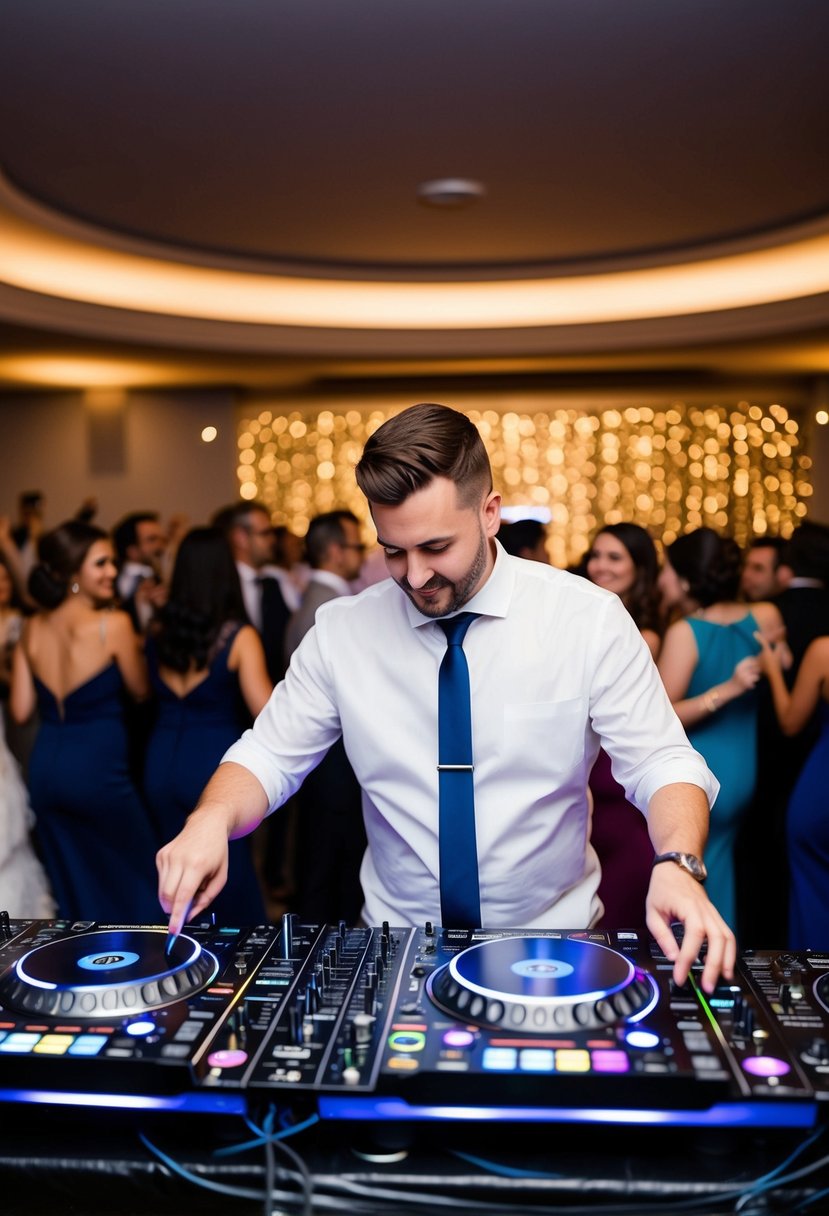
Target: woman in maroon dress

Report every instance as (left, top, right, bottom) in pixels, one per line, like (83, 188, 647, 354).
(584, 524, 662, 927)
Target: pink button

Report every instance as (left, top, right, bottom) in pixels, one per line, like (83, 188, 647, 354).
(207, 1048, 248, 1069)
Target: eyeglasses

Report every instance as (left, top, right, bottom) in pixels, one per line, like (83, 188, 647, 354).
(246, 527, 275, 538)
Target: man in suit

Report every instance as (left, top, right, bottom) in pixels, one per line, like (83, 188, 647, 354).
(213, 500, 299, 899)
(112, 511, 168, 634)
(213, 501, 298, 684)
(285, 511, 367, 921)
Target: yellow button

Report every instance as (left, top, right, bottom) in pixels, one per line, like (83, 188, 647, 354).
(555, 1049, 591, 1072)
(386, 1056, 419, 1071)
(33, 1034, 75, 1055)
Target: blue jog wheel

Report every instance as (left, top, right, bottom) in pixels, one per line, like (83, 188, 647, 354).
(426, 936, 656, 1033)
(0, 929, 219, 1019)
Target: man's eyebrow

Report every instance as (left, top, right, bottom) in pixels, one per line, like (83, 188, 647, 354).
(377, 534, 454, 550)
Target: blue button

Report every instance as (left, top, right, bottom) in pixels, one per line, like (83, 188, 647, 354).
(68, 1034, 108, 1057)
(482, 1047, 517, 1071)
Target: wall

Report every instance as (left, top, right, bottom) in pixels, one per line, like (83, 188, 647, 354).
(0, 388, 238, 532)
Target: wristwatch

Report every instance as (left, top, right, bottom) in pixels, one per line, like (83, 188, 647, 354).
(652, 852, 707, 882)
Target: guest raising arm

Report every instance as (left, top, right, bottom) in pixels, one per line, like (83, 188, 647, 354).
(756, 632, 829, 949)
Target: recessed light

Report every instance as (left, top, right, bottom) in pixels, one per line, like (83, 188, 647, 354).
(417, 178, 486, 208)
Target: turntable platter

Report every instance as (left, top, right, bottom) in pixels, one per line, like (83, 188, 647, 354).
(0, 929, 219, 1018)
(426, 935, 657, 1033)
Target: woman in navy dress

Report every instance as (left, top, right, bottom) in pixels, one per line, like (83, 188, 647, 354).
(10, 520, 160, 921)
(757, 633, 829, 949)
(657, 529, 784, 929)
(584, 524, 662, 927)
(144, 527, 272, 925)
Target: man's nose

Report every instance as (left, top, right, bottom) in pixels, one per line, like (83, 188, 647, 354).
(405, 553, 435, 589)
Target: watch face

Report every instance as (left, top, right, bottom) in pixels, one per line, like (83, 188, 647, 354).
(654, 852, 707, 881)
(678, 853, 707, 881)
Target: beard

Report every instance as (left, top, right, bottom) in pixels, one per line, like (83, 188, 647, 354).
(396, 526, 489, 619)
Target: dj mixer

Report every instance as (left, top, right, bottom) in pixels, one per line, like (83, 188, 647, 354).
(0, 912, 827, 1127)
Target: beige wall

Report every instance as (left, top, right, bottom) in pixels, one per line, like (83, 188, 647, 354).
(0, 389, 239, 533)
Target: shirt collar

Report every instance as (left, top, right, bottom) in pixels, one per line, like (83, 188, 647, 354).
(401, 539, 514, 630)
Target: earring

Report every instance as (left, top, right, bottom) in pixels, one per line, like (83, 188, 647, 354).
(71, 582, 80, 594)
(680, 579, 690, 593)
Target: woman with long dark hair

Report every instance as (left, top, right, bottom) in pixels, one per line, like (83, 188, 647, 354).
(585, 523, 662, 926)
(144, 527, 272, 923)
(10, 520, 159, 920)
(657, 527, 783, 927)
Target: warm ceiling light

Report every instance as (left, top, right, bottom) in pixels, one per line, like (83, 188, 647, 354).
(816, 410, 829, 426)
(417, 178, 486, 208)
(201, 425, 218, 442)
(3, 172, 829, 332)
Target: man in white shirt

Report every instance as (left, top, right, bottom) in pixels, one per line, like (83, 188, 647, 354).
(159, 404, 735, 992)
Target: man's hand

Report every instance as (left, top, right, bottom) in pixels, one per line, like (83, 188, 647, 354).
(646, 862, 736, 994)
(156, 805, 234, 936)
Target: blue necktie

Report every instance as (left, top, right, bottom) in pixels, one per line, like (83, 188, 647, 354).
(437, 612, 481, 927)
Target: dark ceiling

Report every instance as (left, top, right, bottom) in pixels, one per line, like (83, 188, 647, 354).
(2, 0, 829, 392)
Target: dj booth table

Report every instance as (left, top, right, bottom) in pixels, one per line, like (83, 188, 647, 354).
(0, 915, 828, 1214)
(2, 1107, 827, 1215)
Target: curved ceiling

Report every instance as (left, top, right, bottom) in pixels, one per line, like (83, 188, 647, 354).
(1, 0, 829, 389)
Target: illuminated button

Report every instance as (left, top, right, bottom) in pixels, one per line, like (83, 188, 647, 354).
(33, 1034, 74, 1055)
(0, 1033, 41, 1053)
(519, 1049, 555, 1072)
(207, 1049, 248, 1069)
(555, 1049, 590, 1072)
(67, 1034, 108, 1056)
(742, 1056, 791, 1078)
(442, 1029, 475, 1049)
(591, 1050, 629, 1073)
(388, 1031, 426, 1053)
(482, 1047, 517, 1071)
(625, 1029, 661, 1050)
(126, 1020, 156, 1037)
(386, 1055, 419, 1071)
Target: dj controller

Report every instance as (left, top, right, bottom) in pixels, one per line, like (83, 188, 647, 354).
(0, 912, 827, 1128)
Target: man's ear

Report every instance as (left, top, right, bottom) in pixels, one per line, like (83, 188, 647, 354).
(482, 490, 501, 539)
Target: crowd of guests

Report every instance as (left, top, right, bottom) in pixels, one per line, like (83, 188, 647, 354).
(0, 486, 827, 950)
(499, 516, 829, 947)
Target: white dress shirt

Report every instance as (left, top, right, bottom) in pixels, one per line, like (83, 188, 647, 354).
(224, 542, 718, 929)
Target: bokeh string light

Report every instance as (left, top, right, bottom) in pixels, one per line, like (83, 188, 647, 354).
(237, 401, 810, 566)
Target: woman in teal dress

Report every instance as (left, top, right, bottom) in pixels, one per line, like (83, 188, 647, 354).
(144, 528, 272, 925)
(11, 520, 160, 921)
(657, 528, 784, 928)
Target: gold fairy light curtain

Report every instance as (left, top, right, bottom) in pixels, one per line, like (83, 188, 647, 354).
(237, 400, 809, 568)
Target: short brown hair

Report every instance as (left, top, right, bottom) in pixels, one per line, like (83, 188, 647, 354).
(355, 403, 492, 508)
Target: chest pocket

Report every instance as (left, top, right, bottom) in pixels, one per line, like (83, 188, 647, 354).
(502, 697, 585, 779)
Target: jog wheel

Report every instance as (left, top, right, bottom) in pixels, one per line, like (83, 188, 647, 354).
(426, 935, 656, 1033)
(0, 929, 219, 1018)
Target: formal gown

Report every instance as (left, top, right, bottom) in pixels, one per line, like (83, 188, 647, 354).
(685, 612, 760, 928)
(28, 664, 160, 922)
(144, 627, 266, 925)
(787, 701, 829, 949)
(0, 714, 55, 917)
(589, 748, 654, 928)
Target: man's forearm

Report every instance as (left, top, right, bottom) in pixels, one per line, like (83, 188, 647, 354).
(192, 761, 271, 839)
(646, 782, 710, 856)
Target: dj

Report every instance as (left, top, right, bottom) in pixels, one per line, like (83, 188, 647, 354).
(157, 403, 734, 993)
